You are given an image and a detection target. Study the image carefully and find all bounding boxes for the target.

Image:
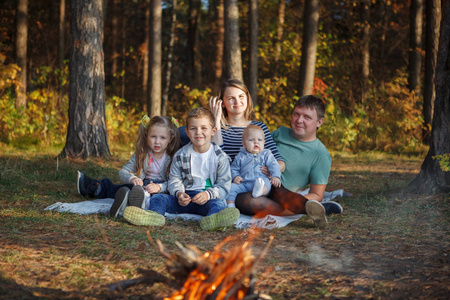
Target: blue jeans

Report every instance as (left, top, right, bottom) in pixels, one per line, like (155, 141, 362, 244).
(97, 178, 162, 199)
(150, 190, 226, 216)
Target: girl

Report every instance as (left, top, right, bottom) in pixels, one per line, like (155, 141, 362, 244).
(76, 115, 180, 217)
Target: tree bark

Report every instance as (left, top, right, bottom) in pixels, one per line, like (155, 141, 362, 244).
(111, 0, 119, 87)
(224, 0, 243, 81)
(188, 0, 202, 88)
(143, 0, 150, 111)
(298, 0, 319, 96)
(214, 0, 225, 87)
(423, 0, 441, 144)
(61, 0, 110, 159)
(162, 0, 177, 116)
(15, 0, 28, 108)
(58, 0, 66, 99)
(274, 0, 285, 77)
(361, 0, 370, 102)
(409, 1, 450, 193)
(149, 0, 162, 116)
(248, 0, 258, 105)
(408, 0, 424, 93)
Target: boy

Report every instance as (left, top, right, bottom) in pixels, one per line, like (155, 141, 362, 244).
(226, 125, 281, 208)
(123, 107, 240, 230)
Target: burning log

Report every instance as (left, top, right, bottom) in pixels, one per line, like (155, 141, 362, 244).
(109, 230, 273, 300)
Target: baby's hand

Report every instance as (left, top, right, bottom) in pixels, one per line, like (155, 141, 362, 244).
(177, 192, 191, 206)
(192, 192, 208, 205)
(130, 177, 144, 186)
(261, 166, 270, 177)
(233, 176, 243, 184)
(270, 177, 281, 188)
(145, 183, 161, 194)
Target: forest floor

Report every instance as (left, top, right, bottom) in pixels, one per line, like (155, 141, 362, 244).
(0, 146, 449, 299)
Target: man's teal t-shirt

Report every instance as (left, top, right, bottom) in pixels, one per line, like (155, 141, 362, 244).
(271, 126, 332, 193)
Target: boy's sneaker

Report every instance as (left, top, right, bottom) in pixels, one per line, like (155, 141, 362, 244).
(110, 187, 130, 217)
(322, 201, 343, 215)
(77, 170, 100, 197)
(305, 200, 328, 228)
(200, 207, 240, 231)
(128, 185, 145, 208)
(123, 206, 165, 226)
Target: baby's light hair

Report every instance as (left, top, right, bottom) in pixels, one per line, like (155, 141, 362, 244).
(242, 124, 264, 140)
(186, 107, 216, 128)
(134, 116, 180, 176)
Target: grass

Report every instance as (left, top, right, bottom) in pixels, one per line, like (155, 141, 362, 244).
(0, 144, 449, 299)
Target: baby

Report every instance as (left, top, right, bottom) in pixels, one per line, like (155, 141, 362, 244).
(226, 125, 281, 208)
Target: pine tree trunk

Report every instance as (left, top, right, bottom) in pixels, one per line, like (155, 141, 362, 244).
(224, 0, 243, 81)
(149, 0, 162, 116)
(162, 0, 177, 116)
(423, 0, 441, 144)
(248, 0, 258, 106)
(188, 0, 202, 88)
(409, 1, 450, 193)
(298, 0, 319, 96)
(15, 0, 28, 108)
(274, 0, 285, 77)
(408, 0, 423, 93)
(61, 0, 110, 159)
(58, 0, 65, 100)
(214, 0, 225, 87)
(361, 0, 370, 102)
(143, 0, 150, 111)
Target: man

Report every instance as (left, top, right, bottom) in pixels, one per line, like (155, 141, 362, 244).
(236, 95, 342, 227)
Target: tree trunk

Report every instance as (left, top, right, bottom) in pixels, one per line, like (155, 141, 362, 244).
(408, 0, 423, 93)
(58, 0, 66, 99)
(188, 0, 202, 88)
(274, 0, 285, 77)
(162, 0, 177, 116)
(423, 0, 441, 145)
(224, 0, 243, 81)
(298, 0, 319, 96)
(120, 0, 126, 99)
(143, 0, 150, 111)
(409, 1, 450, 194)
(15, 0, 28, 108)
(361, 0, 370, 102)
(61, 0, 110, 159)
(149, 0, 162, 117)
(248, 0, 258, 105)
(214, 0, 225, 87)
(111, 0, 119, 90)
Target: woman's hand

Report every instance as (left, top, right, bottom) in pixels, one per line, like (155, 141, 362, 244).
(209, 96, 223, 129)
(145, 183, 161, 194)
(130, 177, 144, 186)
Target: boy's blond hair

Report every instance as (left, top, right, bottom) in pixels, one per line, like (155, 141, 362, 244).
(186, 107, 216, 128)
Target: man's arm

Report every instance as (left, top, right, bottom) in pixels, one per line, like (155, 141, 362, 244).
(303, 184, 327, 202)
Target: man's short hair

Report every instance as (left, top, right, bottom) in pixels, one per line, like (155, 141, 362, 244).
(294, 95, 326, 119)
(186, 107, 216, 128)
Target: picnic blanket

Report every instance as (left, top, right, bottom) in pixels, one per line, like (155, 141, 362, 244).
(44, 189, 348, 229)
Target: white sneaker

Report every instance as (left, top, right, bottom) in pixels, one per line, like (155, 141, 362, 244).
(252, 178, 266, 198)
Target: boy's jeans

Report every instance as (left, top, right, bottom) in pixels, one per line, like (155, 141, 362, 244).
(149, 190, 226, 216)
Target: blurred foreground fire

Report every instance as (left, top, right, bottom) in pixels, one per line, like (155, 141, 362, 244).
(158, 230, 274, 300)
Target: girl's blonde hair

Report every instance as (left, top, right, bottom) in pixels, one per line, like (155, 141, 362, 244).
(217, 79, 254, 128)
(134, 116, 180, 176)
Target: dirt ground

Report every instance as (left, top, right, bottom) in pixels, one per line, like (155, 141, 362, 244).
(0, 154, 449, 299)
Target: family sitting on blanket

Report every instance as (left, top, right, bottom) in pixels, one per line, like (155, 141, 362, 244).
(77, 79, 343, 229)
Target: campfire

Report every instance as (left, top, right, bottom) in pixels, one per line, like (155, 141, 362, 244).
(110, 229, 274, 299)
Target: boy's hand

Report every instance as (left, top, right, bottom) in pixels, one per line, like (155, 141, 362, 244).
(233, 176, 243, 184)
(191, 192, 208, 205)
(270, 177, 281, 188)
(145, 183, 161, 194)
(177, 192, 191, 206)
(130, 177, 144, 186)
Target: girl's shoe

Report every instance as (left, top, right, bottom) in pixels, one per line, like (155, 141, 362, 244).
(110, 187, 130, 217)
(305, 200, 327, 228)
(128, 185, 145, 208)
(200, 207, 240, 231)
(123, 206, 165, 226)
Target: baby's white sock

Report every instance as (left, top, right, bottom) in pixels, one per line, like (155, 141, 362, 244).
(252, 178, 265, 198)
